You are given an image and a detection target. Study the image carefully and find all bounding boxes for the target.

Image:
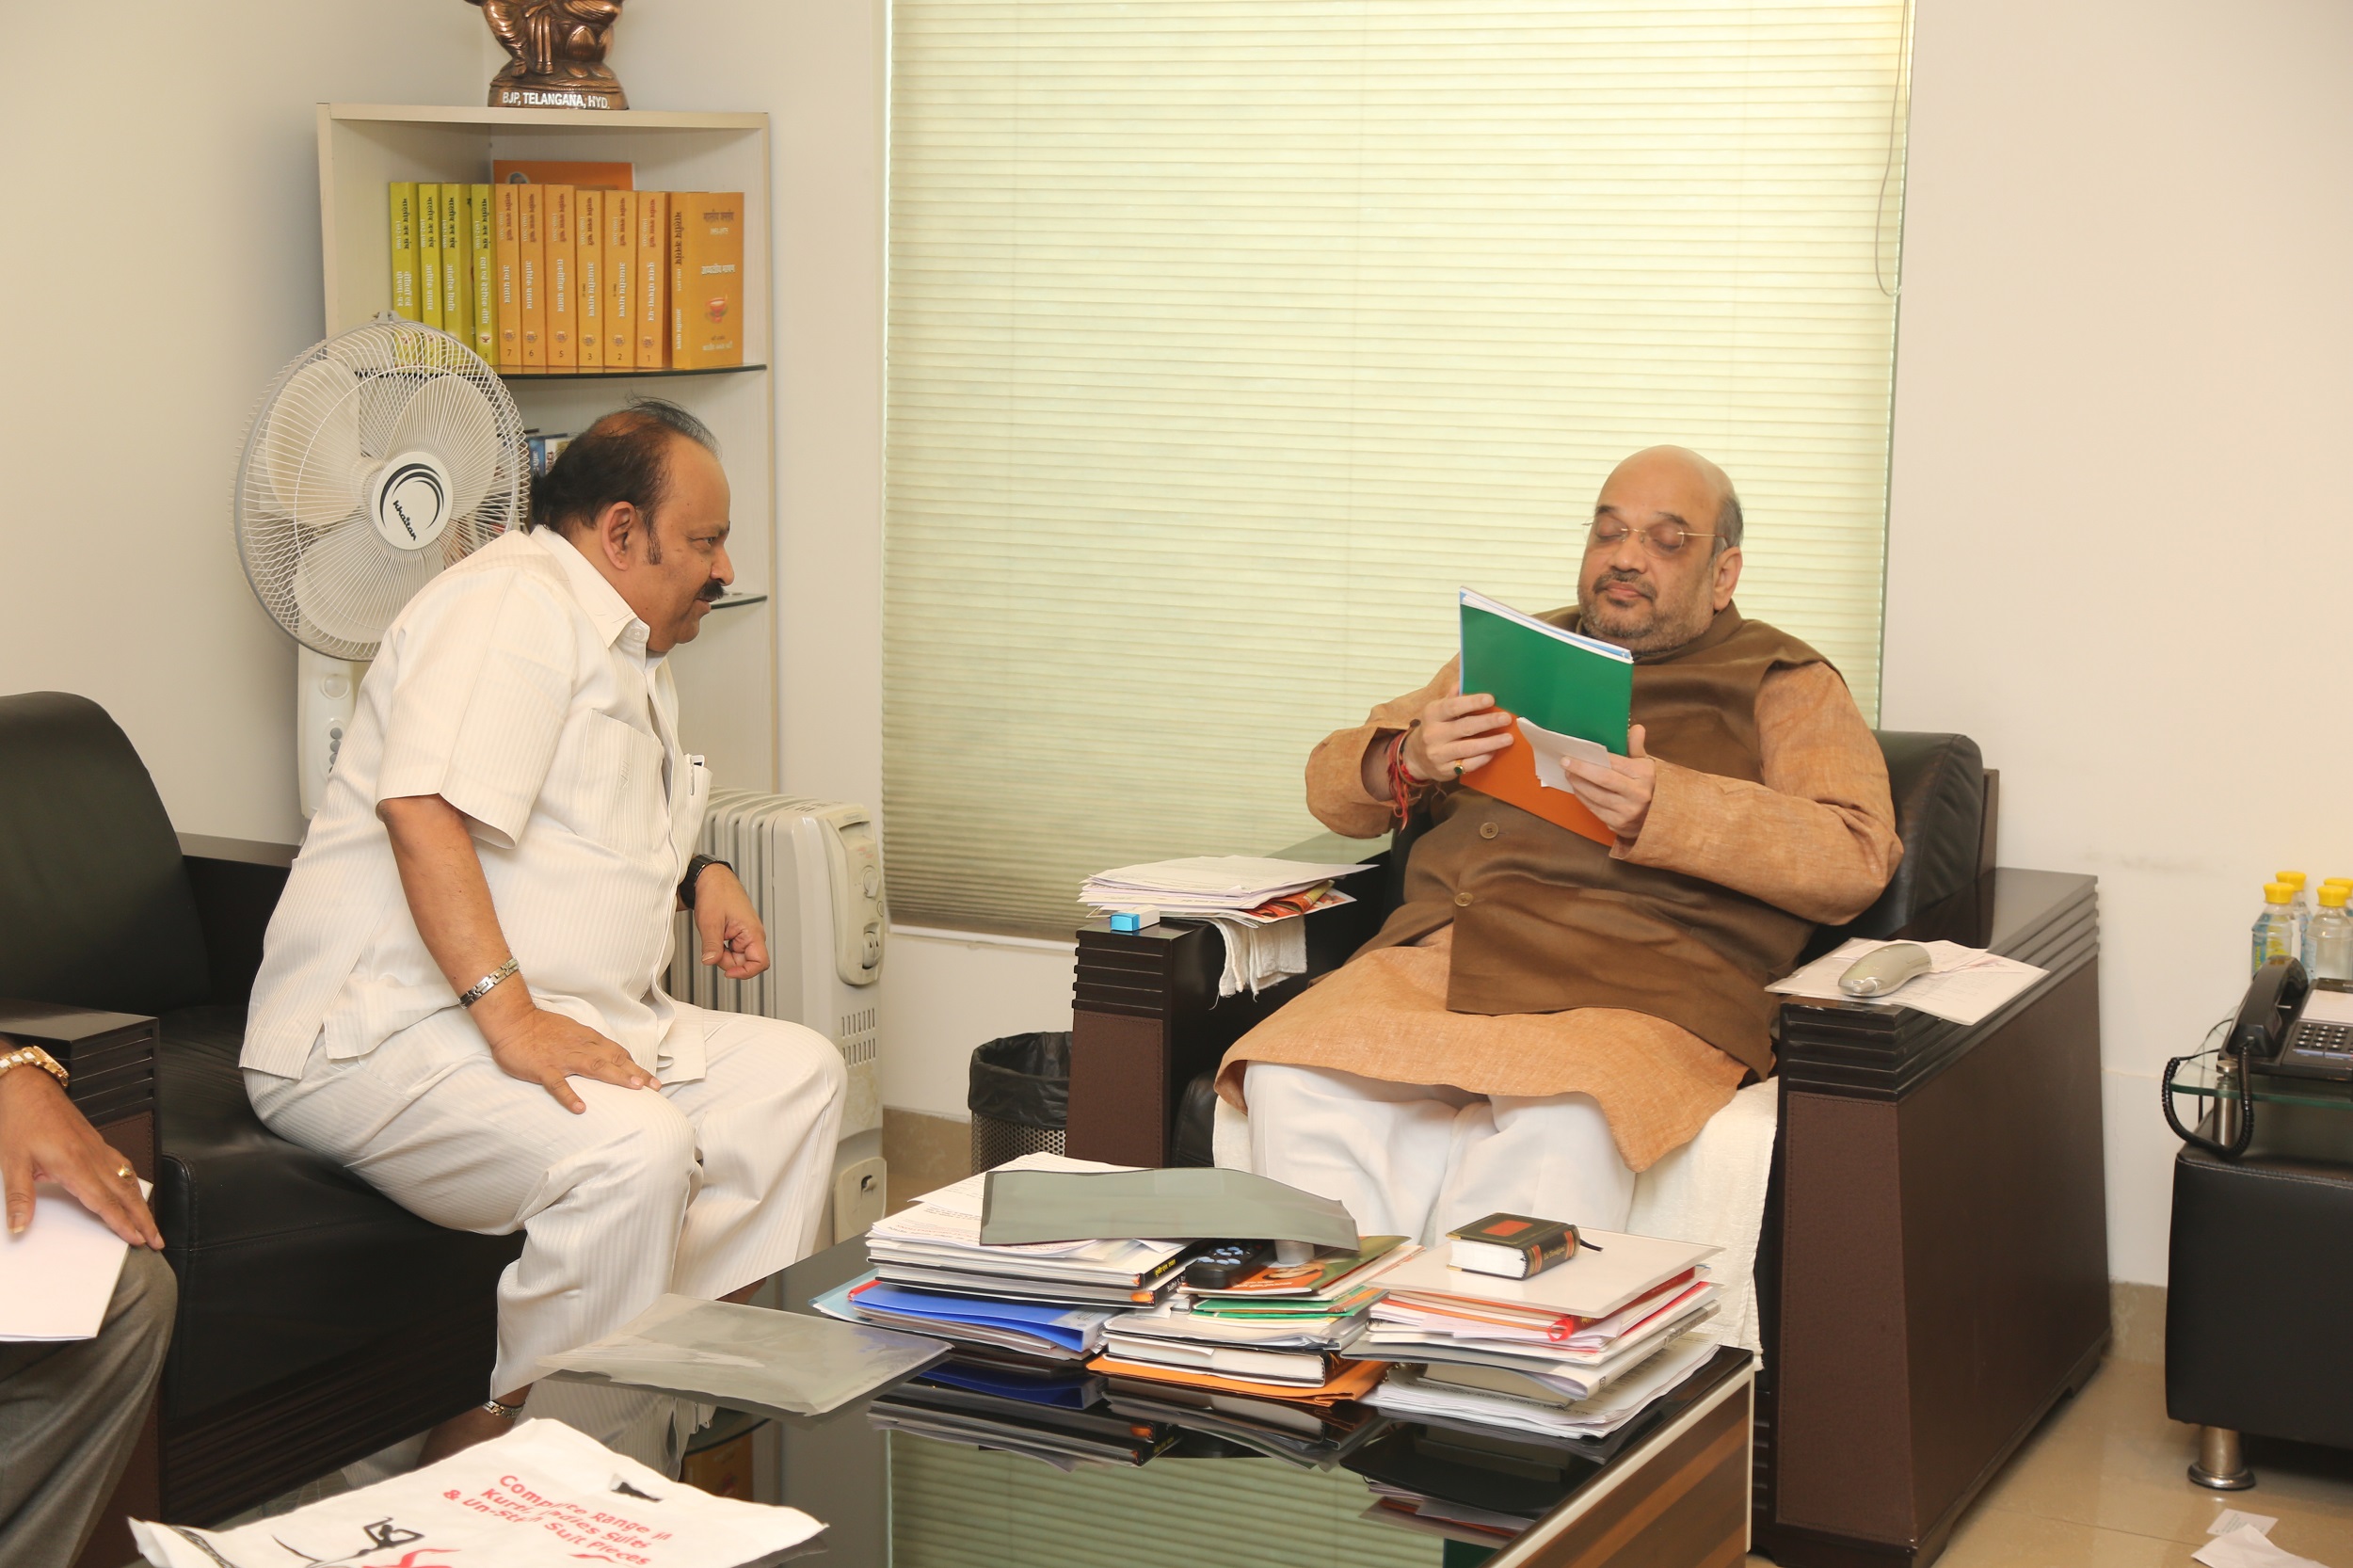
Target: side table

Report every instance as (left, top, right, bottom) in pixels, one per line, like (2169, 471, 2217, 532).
(2165, 1073, 2353, 1489)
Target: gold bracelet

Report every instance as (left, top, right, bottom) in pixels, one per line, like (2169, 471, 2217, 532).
(0, 1046, 70, 1090)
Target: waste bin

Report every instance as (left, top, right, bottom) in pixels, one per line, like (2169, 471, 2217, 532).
(968, 1031, 1069, 1170)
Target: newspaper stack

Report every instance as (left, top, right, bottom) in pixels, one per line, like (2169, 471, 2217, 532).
(1080, 856, 1374, 995)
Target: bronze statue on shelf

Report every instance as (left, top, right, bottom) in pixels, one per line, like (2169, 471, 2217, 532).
(469, 0, 630, 111)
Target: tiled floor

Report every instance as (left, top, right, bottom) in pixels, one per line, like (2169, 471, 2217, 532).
(1753, 1354, 2353, 1567)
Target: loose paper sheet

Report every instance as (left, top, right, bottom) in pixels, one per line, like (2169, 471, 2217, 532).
(1767, 938, 2047, 1027)
(2194, 1525, 2330, 1568)
(135, 1418, 823, 1568)
(0, 1182, 136, 1342)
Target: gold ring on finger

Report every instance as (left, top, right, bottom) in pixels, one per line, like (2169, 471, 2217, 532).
(116, 1164, 135, 1179)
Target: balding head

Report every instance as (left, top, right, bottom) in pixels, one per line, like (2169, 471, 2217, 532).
(1604, 446, 1742, 551)
(1577, 446, 1745, 653)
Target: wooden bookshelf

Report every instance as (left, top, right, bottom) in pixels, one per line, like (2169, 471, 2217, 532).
(315, 104, 777, 791)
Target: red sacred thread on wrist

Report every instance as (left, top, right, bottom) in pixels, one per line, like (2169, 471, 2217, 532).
(1387, 729, 1417, 824)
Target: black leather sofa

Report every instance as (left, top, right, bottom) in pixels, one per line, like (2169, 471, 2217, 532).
(0, 691, 519, 1527)
(1066, 731, 2111, 1567)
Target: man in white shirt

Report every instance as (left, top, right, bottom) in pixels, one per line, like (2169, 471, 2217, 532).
(243, 400, 845, 1465)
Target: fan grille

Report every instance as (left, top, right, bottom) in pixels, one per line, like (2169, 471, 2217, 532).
(233, 320, 529, 660)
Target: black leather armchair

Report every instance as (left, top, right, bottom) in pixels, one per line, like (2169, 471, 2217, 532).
(0, 692, 520, 1531)
(1067, 731, 2109, 1568)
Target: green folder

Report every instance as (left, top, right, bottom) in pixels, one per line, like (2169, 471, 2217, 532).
(1458, 588, 1634, 754)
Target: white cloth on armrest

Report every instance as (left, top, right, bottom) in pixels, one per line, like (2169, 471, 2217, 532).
(1215, 1076, 1777, 1354)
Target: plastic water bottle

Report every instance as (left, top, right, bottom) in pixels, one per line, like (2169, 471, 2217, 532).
(2309, 886, 2353, 982)
(2276, 871, 2313, 956)
(2252, 881, 2298, 974)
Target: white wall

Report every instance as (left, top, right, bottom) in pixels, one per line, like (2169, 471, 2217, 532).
(881, 931, 1076, 1119)
(1884, 0, 2353, 1283)
(0, 2, 489, 843)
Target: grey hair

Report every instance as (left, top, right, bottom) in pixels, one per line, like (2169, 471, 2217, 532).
(1714, 487, 1744, 553)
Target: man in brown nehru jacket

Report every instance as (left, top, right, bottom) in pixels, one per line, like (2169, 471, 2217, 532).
(1218, 446, 1902, 1242)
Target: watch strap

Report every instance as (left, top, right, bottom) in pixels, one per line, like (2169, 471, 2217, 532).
(680, 854, 730, 910)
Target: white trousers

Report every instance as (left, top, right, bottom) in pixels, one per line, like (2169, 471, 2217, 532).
(1243, 1063, 1635, 1245)
(248, 1003, 847, 1407)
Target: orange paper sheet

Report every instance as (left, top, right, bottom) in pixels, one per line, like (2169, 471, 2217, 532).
(1460, 721, 1615, 847)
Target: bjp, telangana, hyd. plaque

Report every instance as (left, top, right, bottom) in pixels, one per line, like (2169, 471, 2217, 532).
(468, 0, 631, 112)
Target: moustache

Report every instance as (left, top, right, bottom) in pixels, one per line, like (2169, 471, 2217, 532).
(696, 581, 728, 603)
(1593, 569, 1655, 600)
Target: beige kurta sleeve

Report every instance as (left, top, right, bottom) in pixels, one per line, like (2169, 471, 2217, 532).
(1304, 658, 1462, 839)
(1616, 661, 1901, 925)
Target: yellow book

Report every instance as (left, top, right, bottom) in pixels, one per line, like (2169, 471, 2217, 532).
(576, 189, 604, 372)
(606, 190, 636, 367)
(670, 192, 746, 371)
(417, 184, 443, 330)
(520, 184, 547, 370)
(467, 184, 497, 361)
(494, 184, 522, 369)
(635, 190, 667, 369)
(388, 182, 419, 321)
(440, 183, 469, 348)
(545, 185, 577, 370)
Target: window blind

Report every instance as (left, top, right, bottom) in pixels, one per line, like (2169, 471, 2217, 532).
(887, 0, 1912, 935)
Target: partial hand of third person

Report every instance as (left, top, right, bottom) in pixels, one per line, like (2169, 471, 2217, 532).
(1401, 686, 1516, 782)
(478, 1001, 652, 1114)
(0, 1064, 164, 1247)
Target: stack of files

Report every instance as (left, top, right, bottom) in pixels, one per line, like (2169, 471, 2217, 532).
(810, 1275, 1117, 1363)
(865, 1153, 1193, 1307)
(1366, 1331, 1720, 1443)
(1353, 1233, 1721, 1410)
(1104, 1379, 1390, 1469)
(1347, 1419, 1606, 1548)
(1080, 856, 1372, 920)
(1092, 1236, 1418, 1387)
(870, 1373, 1177, 1472)
(1080, 856, 1376, 995)
(1098, 1301, 1368, 1388)
(1085, 1350, 1386, 1406)
(920, 1355, 1106, 1410)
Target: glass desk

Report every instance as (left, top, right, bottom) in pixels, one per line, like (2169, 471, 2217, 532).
(743, 1240, 1753, 1568)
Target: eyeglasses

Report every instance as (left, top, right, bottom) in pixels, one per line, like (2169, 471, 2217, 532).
(1587, 517, 1719, 558)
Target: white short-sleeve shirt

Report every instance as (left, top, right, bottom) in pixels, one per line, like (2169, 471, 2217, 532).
(243, 526, 712, 1081)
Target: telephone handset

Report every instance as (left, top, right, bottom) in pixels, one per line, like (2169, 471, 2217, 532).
(2231, 954, 2311, 1065)
(2164, 956, 2353, 1158)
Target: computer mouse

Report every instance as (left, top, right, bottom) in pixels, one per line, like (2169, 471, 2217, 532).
(1839, 942, 1933, 998)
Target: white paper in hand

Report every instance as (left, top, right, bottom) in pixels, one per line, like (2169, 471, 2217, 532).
(1516, 717, 1613, 792)
(134, 1418, 824, 1568)
(0, 1182, 134, 1342)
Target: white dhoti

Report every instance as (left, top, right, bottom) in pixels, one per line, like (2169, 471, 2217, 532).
(248, 1002, 847, 1414)
(1243, 1062, 1635, 1245)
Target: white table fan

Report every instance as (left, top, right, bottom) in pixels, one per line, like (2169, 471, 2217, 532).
(232, 319, 529, 815)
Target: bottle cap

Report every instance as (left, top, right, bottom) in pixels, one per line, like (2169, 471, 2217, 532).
(2327, 877, 2353, 891)
(2265, 882, 2295, 904)
(2323, 887, 2348, 909)
(2277, 871, 2309, 889)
